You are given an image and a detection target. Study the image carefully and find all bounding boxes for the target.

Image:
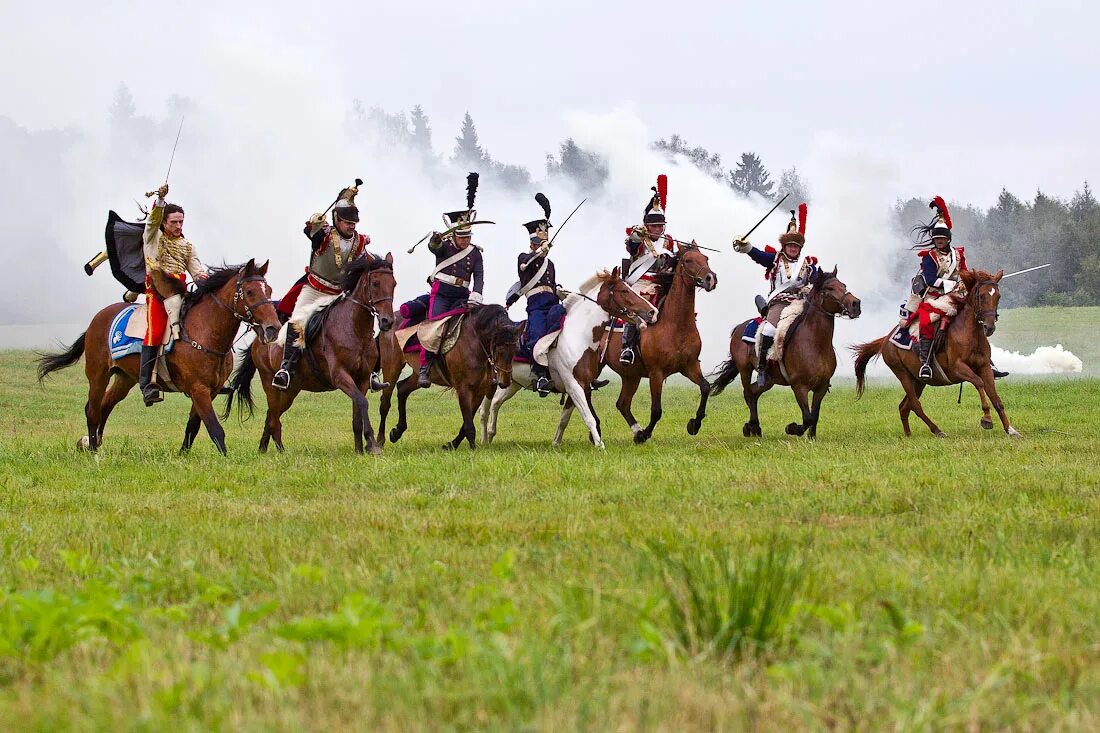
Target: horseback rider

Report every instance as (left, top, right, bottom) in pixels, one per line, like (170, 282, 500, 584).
(620, 174, 674, 365)
(733, 203, 818, 387)
(506, 193, 563, 397)
(141, 183, 208, 406)
(415, 172, 486, 388)
(272, 182, 374, 390)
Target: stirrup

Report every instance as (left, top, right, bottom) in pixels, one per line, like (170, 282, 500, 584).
(272, 368, 291, 390)
(534, 376, 551, 397)
(620, 347, 635, 365)
(918, 363, 933, 381)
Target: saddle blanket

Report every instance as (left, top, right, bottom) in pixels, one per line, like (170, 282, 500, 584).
(395, 313, 465, 355)
(108, 304, 172, 360)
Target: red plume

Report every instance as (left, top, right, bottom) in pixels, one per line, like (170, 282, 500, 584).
(656, 174, 668, 210)
(797, 202, 807, 235)
(930, 195, 952, 230)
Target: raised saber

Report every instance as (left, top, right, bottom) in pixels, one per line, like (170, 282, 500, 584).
(738, 192, 789, 242)
(407, 219, 496, 254)
(319, 177, 363, 220)
(1001, 263, 1052, 280)
(521, 198, 587, 271)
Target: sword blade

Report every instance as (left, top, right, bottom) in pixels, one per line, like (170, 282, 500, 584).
(163, 116, 185, 184)
(741, 192, 789, 241)
(1001, 263, 1052, 280)
(546, 197, 587, 247)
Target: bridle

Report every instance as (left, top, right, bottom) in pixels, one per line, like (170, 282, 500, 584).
(596, 282, 655, 325)
(674, 248, 713, 289)
(972, 279, 1000, 328)
(346, 265, 395, 321)
(185, 272, 275, 358)
(809, 276, 856, 319)
(476, 315, 515, 387)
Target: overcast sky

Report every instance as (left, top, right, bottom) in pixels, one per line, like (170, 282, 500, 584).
(2, 1, 1096, 207)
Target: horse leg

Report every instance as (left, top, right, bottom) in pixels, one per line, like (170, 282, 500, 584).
(179, 407, 202, 453)
(586, 388, 602, 440)
(682, 361, 711, 436)
(636, 370, 666, 445)
(897, 373, 943, 437)
(742, 378, 767, 438)
(377, 383, 395, 447)
(615, 374, 644, 439)
(389, 373, 419, 444)
(97, 373, 136, 446)
(978, 366, 1020, 436)
(191, 388, 228, 455)
(562, 378, 604, 449)
(554, 399, 576, 447)
(332, 370, 377, 455)
(268, 396, 289, 453)
(81, 365, 110, 453)
(444, 387, 478, 451)
(805, 384, 829, 440)
(785, 384, 812, 436)
(484, 382, 521, 446)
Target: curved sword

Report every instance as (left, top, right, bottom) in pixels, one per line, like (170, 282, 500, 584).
(407, 220, 496, 254)
(520, 198, 587, 271)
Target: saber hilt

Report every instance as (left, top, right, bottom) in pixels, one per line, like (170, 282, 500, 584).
(84, 251, 109, 275)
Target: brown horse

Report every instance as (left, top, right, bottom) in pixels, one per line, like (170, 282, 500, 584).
(710, 268, 862, 440)
(384, 304, 524, 450)
(604, 244, 718, 444)
(852, 268, 1020, 438)
(36, 260, 281, 454)
(222, 254, 397, 455)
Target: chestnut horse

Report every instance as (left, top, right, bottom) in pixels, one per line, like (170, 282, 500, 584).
(852, 268, 1020, 438)
(222, 254, 397, 455)
(710, 268, 862, 439)
(385, 304, 524, 450)
(36, 260, 281, 454)
(603, 244, 718, 444)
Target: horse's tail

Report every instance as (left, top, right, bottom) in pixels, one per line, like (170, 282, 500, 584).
(35, 332, 87, 382)
(221, 347, 257, 421)
(851, 336, 887, 398)
(709, 358, 740, 397)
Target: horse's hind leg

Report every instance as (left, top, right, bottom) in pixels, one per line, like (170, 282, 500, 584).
(191, 387, 229, 455)
(82, 365, 110, 452)
(785, 384, 812, 436)
(389, 373, 419, 444)
(636, 370, 666, 444)
(444, 387, 478, 451)
(742, 377, 767, 438)
(615, 374, 643, 438)
(180, 407, 202, 453)
(682, 360, 711, 436)
(554, 399, 576, 447)
(898, 373, 943, 437)
(97, 372, 136, 446)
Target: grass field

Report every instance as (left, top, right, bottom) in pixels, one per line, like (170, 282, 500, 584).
(1, 330, 1099, 730)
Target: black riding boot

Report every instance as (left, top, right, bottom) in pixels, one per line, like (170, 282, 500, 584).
(917, 337, 934, 381)
(139, 344, 162, 406)
(418, 353, 435, 388)
(620, 323, 638, 365)
(755, 334, 774, 388)
(532, 363, 552, 397)
(272, 325, 301, 390)
(370, 371, 390, 391)
(992, 364, 1009, 379)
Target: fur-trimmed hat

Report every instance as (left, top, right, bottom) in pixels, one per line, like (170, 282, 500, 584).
(523, 192, 552, 240)
(443, 172, 479, 234)
(778, 203, 807, 247)
(643, 174, 668, 224)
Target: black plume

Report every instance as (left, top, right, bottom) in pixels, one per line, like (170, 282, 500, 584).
(535, 192, 551, 220)
(466, 172, 479, 210)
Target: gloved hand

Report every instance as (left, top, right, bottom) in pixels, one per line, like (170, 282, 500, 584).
(732, 237, 752, 254)
(536, 243, 550, 258)
(468, 291, 484, 305)
(308, 212, 326, 226)
(429, 231, 443, 247)
(629, 225, 646, 244)
(157, 184, 169, 199)
(555, 286, 569, 300)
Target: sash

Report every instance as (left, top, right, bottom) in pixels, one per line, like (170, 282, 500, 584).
(429, 244, 475, 284)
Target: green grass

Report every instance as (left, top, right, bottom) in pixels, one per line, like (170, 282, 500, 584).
(2, 346, 1099, 731)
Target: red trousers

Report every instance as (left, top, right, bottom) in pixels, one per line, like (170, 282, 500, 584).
(144, 273, 186, 346)
(915, 301, 945, 340)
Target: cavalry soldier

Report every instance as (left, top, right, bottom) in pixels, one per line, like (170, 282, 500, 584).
(415, 172, 486, 388)
(903, 196, 968, 381)
(733, 203, 818, 387)
(506, 193, 562, 397)
(141, 183, 208, 406)
(273, 182, 372, 390)
(620, 174, 674, 365)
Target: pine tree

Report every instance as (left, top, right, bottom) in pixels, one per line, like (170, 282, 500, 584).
(728, 152, 774, 197)
(409, 105, 433, 156)
(546, 138, 608, 192)
(776, 167, 810, 204)
(452, 111, 486, 167)
(652, 135, 723, 180)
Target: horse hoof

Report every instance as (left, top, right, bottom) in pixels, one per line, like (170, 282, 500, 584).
(785, 422, 803, 436)
(934, 431, 947, 438)
(743, 423, 761, 438)
(76, 435, 91, 452)
(1007, 427, 1022, 438)
(368, 445, 383, 456)
(633, 432, 648, 445)
(980, 418, 994, 430)
(441, 442, 456, 451)
(686, 418, 701, 436)
(389, 428, 402, 443)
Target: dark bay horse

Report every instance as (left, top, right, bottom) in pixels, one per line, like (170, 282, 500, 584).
(710, 268, 861, 440)
(36, 260, 281, 454)
(385, 304, 524, 450)
(853, 268, 1019, 437)
(222, 254, 397, 455)
(603, 244, 718, 444)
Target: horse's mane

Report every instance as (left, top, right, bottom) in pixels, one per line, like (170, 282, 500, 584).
(471, 303, 520, 342)
(187, 264, 247, 303)
(961, 269, 998, 307)
(810, 267, 837, 294)
(340, 254, 392, 294)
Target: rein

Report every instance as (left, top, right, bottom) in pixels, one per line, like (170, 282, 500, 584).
(971, 280, 999, 326)
(182, 274, 272, 359)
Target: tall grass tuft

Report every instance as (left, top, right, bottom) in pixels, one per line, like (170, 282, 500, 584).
(646, 538, 809, 661)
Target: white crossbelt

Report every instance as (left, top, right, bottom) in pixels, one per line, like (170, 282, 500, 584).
(430, 245, 475, 287)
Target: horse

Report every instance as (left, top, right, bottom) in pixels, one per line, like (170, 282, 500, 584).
(710, 267, 862, 440)
(222, 254, 397, 455)
(852, 268, 1020, 438)
(603, 244, 718, 444)
(479, 268, 659, 449)
(384, 303, 524, 450)
(36, 259, 281, 455)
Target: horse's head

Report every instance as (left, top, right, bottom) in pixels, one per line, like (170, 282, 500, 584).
(597, 267, 658, 326)
(812, 266, 861, 319)
(231, 259, 280, 343)
(962, 268, 1003, 337)
(343, 252, 397, 331)
(674, 243, 718, 292)
(473, 304, 524, 389)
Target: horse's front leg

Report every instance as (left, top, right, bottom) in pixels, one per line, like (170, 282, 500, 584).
(562, 377, 603, 449)
(191, 387, 228, 455)
(786, 384, 812, 436)
(806, 383, 830, 440)
(484, 382, 521, 446)
(180, 406, 202, 454)
(979, 365, 1020, 436)
(332, 370, 379, 455)
(616, 374, 643, 438)
(389, 372, 419, 444)
(682, 360, 711, 436)
(954, 362, 996, 430)
(636, 370, 666, 444)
